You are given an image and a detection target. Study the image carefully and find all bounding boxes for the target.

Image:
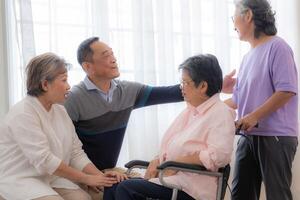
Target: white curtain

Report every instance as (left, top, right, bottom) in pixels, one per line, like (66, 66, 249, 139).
(3, 0, 35, 107)
(0, 0, 8, 118)
(116, 0, 241, 164)
(2, 0, 300, 199)
(5, 0, 244, 162)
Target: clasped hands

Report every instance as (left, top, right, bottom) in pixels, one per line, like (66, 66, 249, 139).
(84, 170, 128, 192)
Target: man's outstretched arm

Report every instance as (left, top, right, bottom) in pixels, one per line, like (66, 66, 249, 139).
(134, 85, 183, 108)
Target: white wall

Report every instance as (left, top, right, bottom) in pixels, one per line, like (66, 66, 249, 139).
(0, 0, 8, 119)
(291, 0, 300, 198)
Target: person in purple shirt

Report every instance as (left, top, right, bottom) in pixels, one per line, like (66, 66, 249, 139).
(223, 0, 298, 200)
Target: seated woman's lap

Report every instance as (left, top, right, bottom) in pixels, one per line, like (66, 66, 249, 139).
(35, 188, 91, 200)
(0, 194, 63, 200)
(33, 195, 64, 200)
(104, 178, 194, 200)
(53, 188, 91, 200)
(0, 188, 91, 200)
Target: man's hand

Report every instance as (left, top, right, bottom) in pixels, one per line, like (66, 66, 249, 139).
(144, 159, 160, 180)
(222, 69, 236, 94)
(104, 170, 128, 183)
(236, 113, 258, 132)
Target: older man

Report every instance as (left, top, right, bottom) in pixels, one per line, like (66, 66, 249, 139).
(64, 37, 183, 172)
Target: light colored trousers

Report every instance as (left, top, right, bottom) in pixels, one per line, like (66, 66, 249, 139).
(0, 188, 91, 200)
(0, 167, 140, 200)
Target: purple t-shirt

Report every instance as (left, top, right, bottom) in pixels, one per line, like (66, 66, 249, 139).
(233, 36, 298, 136)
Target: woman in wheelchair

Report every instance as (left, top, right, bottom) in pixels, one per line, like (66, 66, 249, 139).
(104, 54, 236, 200)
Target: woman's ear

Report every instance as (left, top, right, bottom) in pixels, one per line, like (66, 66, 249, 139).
(245, 9, 253, 23)
(41, 80, 49, 92)
(199, 81, 208, 94)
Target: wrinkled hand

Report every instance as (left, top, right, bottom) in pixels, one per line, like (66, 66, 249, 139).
(104, 170, 128, 183)
(236, 113, 258, 132)
(222, 69, 236, 94)
(144, 159, 160, 180)
(82, 174, 117, 188)
(163, 169, 177, 177)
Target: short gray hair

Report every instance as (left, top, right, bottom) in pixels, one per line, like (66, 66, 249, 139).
(26, 52, 69, 96)
(178, 54, 223, 97)
(234, 0, 277, 38)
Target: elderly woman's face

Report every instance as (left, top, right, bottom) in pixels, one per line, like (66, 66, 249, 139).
(180, 70, 209, 107)
(180, 71, 197, 104)
(45, 72, 70, 104)
(232, 6, 252, 41)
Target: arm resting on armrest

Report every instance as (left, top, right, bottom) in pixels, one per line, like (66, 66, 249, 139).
(157, 161, 225, 177)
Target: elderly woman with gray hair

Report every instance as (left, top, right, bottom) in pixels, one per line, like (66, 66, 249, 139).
(0, 53, 126, 200)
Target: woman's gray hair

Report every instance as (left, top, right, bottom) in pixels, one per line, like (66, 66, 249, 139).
(234, 0, 277, 38)
(26, 52, 69, 96)
(178, 54, 223, 97)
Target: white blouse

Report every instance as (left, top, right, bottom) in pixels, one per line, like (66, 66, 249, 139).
(0, 96, 91, 200)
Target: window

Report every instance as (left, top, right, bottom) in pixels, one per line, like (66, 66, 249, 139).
(12, 0, 250, 162)
(25, 0, 247, 88)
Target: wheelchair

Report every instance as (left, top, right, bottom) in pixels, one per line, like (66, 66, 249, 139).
(125, 160, 230, 200)
(123, 126, 250, 200)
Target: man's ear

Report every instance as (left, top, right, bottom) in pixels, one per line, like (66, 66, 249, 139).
(82, 62, 89, 72)
(82, 62, 95, 75)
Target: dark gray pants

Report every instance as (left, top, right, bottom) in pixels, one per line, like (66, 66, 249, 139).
(231, 135, 298, 200)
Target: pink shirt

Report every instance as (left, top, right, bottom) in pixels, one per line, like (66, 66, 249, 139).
(150, 94, 235, 200)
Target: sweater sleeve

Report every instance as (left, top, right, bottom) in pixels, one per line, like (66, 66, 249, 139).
(134, 84, 183, 108)
(10, 113, 61, 175)
(69, 125, 92, 170)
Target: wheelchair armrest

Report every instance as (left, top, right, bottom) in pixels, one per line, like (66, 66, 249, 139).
(124, 160, 150, 175)
(157, 161, 207, 171)
(157, 161, 225, 177)
(157, 161, 230, 195)
(125, 160, 150, 169)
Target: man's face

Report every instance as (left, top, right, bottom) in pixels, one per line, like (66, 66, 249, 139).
(88, 41, 120, 80)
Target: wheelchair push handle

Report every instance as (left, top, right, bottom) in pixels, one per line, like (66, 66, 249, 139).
(235, 122, 259, 135)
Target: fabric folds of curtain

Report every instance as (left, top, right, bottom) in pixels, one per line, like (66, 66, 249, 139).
(5, 0, 35, 106)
